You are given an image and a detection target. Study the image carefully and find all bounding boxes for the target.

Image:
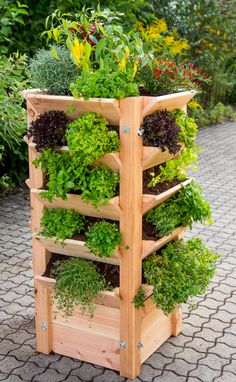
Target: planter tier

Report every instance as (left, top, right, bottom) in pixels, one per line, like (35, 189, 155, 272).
(24, 90, 194, 379)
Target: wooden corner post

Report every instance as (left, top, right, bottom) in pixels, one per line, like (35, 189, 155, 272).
(119, 97, 143, 379)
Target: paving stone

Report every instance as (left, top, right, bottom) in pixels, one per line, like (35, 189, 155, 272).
(214, 372, 236, 382)
(49, 356, 82, 374)
(71, 363, 102, 380)
(0, 356, 24, 374)
(12, 363, 45, 381)
(188, 364, 221, 381)
(93, 369, 125, 382)
(153, 371, 186, 381)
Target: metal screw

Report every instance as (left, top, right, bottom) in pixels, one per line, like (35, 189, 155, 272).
(138, 341, 143, 348)
(41, 322, 48, 330)
(123, 125, 130, 134)
(120, 341, 126, 349)
(137, 128, 144, 136)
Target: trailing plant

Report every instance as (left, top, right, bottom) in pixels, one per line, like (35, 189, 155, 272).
(172, 109, 198, 149)
(132, 287, 146, 309)
(143, 238, 219, 315)
(80, 166, 119, 209)
(51, 258, 109, 317)
(70, 67, 139, 100)
(85, 221, 121, 258)
(66, 112, 119, 165)
(189, 102, 236, 128)
(148, 147, 199, 188)
(29, 45, 78, 95)
(138, 57, 209, 96)
(145, 181, 212, 237)
(40, 207, 85, 241)
(141, 110, 181, 154)
(28, 111, 68, 151)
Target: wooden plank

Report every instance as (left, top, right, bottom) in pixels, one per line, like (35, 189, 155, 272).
(142, 178, 193, 215)
(31, 188, 121, 221)
(142, 227, 185, 259)
(142, 91, 195, 118)
(22, 90, 121, 125)
(51, 323, 120, 371)
(171, 305, 182, 336)
(142, 144, 184, 171)
(35, 281, 52, 354)
(119, 97, 143, 379)
(35, 235, 121, 265)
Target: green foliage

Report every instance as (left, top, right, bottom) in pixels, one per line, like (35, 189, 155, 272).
(0, 0, 28, 54)
(52, 258, 109, 317)
(66, 112, 119, 165)
(81, 166, 119, 209)
(70, 68, 139, 99)
(85, 221, 121, 258)
(40, 208, 85, 241)
(0, 53, 29, 188)
(172, 109, 198, 149)
(148, 147, 199, 188)
(146, 181, 212, 237)
(29, 45, 78, 95)
(143, 238, 220, 315)
(132, 287, 146, 309)
(189, 102, 236, 128)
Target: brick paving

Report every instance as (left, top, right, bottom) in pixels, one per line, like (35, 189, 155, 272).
(0, 121, 236, 382)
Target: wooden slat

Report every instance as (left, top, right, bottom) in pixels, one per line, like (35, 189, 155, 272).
(31, 188, 121, 221)
(142, 91, 195, 118)
(51, 323, 120, 371)
(142, 178, 193, 215)
(142, 144, 184, 171)
(22, 90, 121, 125)
(142, 226, 185, 259)
(35, 235, 121, 265)
(35, 281, 52, 354)
(119, 97, 143, 379)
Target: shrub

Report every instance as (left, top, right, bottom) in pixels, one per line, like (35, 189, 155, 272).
(52, 258, 109, 317)
(28, 111, 68, 151)
(29, 45, 78, 95)
(141, 109, 180, 153)
(145, 181, 212, 237)
(40, 208, 85, 241)
(70, 67, 139, 99)
(66, 112, 119, 165)
(189, 102, 236, 128)
(85, 221, 121, 258)
(143, 238, 219, 314)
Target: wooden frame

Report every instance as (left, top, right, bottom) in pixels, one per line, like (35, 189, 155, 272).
(24, 90, 194, 379)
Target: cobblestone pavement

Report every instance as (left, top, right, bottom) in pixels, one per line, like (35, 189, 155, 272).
(0, 121, 236, 382)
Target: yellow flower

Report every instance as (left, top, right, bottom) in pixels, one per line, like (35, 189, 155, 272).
(188, 99, 203, 109)
(119, 56, 126, 70)
(72, 38, 84, 66)
(164, 36, 174, 46)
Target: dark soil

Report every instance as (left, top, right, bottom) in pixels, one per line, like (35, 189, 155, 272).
(44, 253, 147, 288)
(143, 166, 185, 195)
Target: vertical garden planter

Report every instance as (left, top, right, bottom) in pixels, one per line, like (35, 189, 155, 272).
(24, 89, 195, 379)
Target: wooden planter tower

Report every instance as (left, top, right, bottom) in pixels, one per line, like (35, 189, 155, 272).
(24, 89, 194, 379)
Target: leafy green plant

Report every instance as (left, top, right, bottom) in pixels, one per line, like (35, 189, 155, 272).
(29, 45, 78, 95)
(141, 110, 181, 154)
(143, 238, 219, 315)
(28, 111, 68, 151)
(132, 287, 146, 309)
(0, 53, 29, 188)
(40, 208, 85, 241)
(66, 112, 119, 165)
(70, 67, 139, 99)
(145, 181, 212, 237)
(51, 258, 109, 317)
(81, 166, 119, 208)
(172, 109, 198, 148)
(85, 221, 121, 258)
(189, 102, 236, 128)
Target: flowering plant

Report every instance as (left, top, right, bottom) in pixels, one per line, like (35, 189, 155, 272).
(138, 57, 209, 96)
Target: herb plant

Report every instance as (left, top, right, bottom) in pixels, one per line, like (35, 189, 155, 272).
(143, 238, 219, 315)
(51, 258, 109, 317)
(29, 45, 78, 95)
(132, 287, 146, 309)
(66, 112, 119, 165)
(70, 67, 139, 100)
(85, 221, 121, 258)
(28, 111, 68, 151)
(40, 208, 85, 241)
(141, 110, 181, 154)
(172, 109, 198, 149)
(145, 181, 212, 237)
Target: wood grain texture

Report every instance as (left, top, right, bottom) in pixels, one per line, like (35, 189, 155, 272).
(142, 144, 184, 171)
(119, 97, 143, 379)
